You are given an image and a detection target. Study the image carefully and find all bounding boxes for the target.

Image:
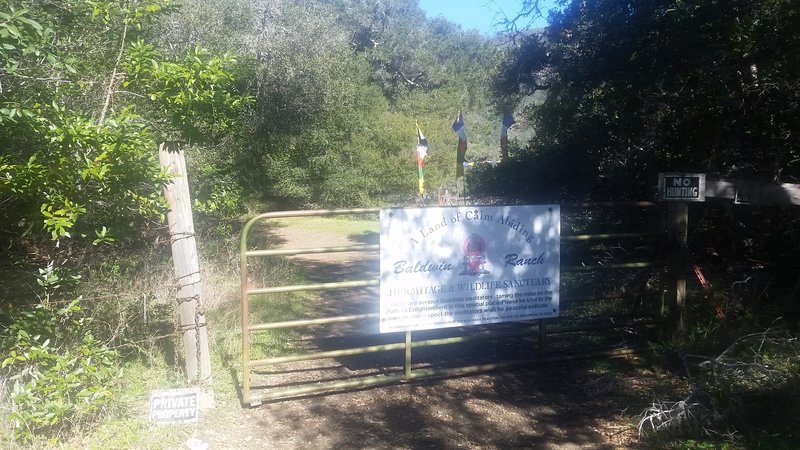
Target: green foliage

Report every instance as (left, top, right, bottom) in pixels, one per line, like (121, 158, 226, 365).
(232, 2, 415, 207)
(0, 6, 58, 77)
(86, 0, 176, 27)
(1, 104, 169, 244)
(1, 299, 120, 442)
(1, 1, 248, 251)
(192, 180, 243, 230)
(156, 0, 503, 209)
(124, 40, 250, 141)
(482, 0, 800, 202)
(185, 141, 246, 236)
(669, 439, 736, 450)
(696, 330, 800, 436)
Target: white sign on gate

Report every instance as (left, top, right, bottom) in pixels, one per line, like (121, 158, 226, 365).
(379, 205, 560, 333)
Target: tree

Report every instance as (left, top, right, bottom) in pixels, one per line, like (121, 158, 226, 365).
(0, 1, 247, 251)
(1, 1, 171, 250)
(151, 0, 503, 208)
(481, 0, 800, 202)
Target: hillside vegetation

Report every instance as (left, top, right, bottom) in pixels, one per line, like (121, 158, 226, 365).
(2, 0, 800, 447)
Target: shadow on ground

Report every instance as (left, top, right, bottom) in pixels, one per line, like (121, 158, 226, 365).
(218, 220, 684, 449)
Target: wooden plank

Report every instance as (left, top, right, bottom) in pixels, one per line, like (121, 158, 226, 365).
(667, 202, 688, 334)
(706, 179, 800, 206)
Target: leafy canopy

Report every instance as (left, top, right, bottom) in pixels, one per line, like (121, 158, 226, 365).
(0, 0, 247, 250)
(481, 0, 800, 202)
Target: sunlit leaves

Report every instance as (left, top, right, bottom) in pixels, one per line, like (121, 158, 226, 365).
(2, 104, 169, 243)
(123, 40, 250, 141)
(1, 1, 246, 247)
(0, 6, 54, 74)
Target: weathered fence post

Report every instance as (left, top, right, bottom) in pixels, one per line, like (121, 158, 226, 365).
(666, 201, 688, 334)
(159, 142, 212, 381)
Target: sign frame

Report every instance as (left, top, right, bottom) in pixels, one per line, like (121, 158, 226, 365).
(658, 173, 706, 202)
(149, 388, 200, 424)
(379, 205, 560, 333)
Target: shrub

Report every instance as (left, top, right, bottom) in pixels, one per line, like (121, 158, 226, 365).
(639, 327, 800, 446)
(1, 299, 120, 442)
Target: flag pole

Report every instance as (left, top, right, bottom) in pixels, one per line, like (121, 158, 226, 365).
(452, 110, 467, 205)
(500, 112, 516, 161)
(416, 122, 428, 203)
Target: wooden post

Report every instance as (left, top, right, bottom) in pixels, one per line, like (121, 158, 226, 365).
(404, 331, 412, 378)
(159, 142, 212, 381)
(537, 319, 545, 358)
(667, 201, 688, 334)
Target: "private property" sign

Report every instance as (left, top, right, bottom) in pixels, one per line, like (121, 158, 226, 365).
(149, 388, 199, 424)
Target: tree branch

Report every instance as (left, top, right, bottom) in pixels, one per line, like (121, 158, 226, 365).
(99, 20, 129, 125)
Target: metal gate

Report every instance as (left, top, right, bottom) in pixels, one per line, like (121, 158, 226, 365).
(240, 203, 666, 406)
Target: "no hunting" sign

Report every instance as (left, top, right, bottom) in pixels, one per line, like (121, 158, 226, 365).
(659, 173, 706, 202)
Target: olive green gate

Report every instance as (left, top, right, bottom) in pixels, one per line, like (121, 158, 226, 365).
(240, 203, 667, 406)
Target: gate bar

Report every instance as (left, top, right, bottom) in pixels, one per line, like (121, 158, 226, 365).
(247, 244, 379, 257)
(563, 201, 658, 208)
(404, 331, 412, 377)
(248, 313, 379, 331)
(564, 261, 663, 272)
(250, 347, 638, 403)
(247, 279, 378, 295)
(563, 232, 661, 241)
(250, 291, 662, 332)
(249, 318, 657, 368)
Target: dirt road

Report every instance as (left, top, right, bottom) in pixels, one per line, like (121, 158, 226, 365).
(188, 220, 679, 449)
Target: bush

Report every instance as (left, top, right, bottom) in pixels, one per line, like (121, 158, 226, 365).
(1, 299, 120, 442)
(639, 327, 800, 447)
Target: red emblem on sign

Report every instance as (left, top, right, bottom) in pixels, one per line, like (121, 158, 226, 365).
(460, 233, 489, 276)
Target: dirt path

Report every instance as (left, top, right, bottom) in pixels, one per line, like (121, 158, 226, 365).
(187, 221, 681, 449)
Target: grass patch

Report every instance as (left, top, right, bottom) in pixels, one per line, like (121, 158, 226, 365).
(272, 215, 378, 236)
(62, 360, 188, 450)
(0, 213, 320, 447)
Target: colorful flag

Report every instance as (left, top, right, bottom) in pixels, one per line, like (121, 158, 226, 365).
(416, 123, 428, 196)
(500, 112, 516, 159)
(452, 110, 467, 178)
